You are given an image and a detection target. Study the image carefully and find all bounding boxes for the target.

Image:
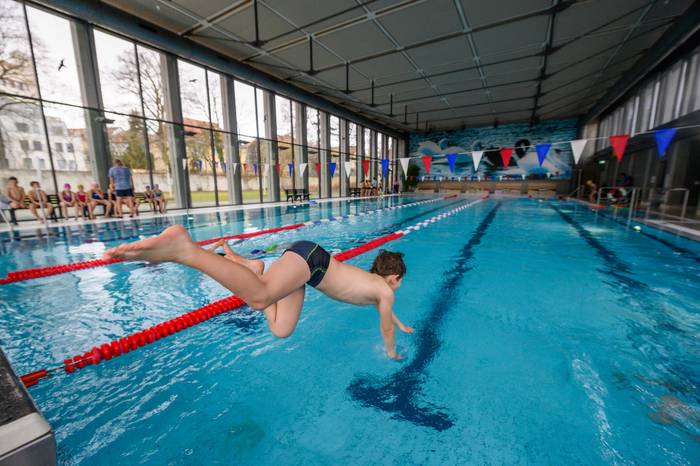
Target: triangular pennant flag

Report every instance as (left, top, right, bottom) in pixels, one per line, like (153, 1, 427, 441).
(275, 163, 281, 175)
(569, 139, 587, 165)
(381, 159, 389, 178)
(421, 156, 432, 174)
(609, 134, 629, 161)
(299, 163, 307, 176)
(223, 162, 227, 173)
(253, 163, 257, 176)
(314, 162, 321, 176)
(472, 151, 483, 171)
(362, 159, 370, 175)
(242, 163, 246, 175)
(329, 162, 337, 178)
(265, 164, 272, 176)
(654, 128, 677, 158)
(232, 162, 239, 175)
(287, 163, 294, 176)
(500, 148, 512, 169)
(535, 143, 550, 167)
(446, 153, 457, 174)
(399, 157, 410, 176)
(344, 161, 354, 177)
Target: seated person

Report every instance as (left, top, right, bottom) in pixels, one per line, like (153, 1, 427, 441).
(104, 228, 414, 359)
(59, 183, 80, 221)
(586, 180, 598, 203)
(75, 184, 91, 220)
(143, 185, 158, 212)
(88, 182, 113, 218)
(153, 184, 167, 214)
(6, 176, 27, 210)
(107, 183, 121, 216)
(27, 181, 53, 223)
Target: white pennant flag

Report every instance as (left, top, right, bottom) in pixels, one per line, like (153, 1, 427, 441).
(399, 157, 411, 176)
(232, 162, 239, 175)
(570, 139, 587, 165)
(299, 163, 307, 176)
(263, 163, 269, 176)
(471, 151, 484, 171)
(343, 161, 354, 177)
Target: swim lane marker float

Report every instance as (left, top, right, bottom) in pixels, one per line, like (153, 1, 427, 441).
(19, 195, 487, 387)
(2, 196, 452, 285)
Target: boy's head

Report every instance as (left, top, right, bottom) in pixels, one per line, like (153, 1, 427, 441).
(370, 250, 406, 289)
(8, 176, 18, 186)
(30, 181, 40, 188)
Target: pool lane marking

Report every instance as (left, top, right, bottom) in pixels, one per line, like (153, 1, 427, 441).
(1, 196, 452, 285)
(582, 204, 700, 265)
(550, 204, 699, 396)
(346, 201, 501, 432)
(19, 197, 487, 387)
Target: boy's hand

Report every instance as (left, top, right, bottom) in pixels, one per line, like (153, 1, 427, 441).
(387, 350, 403, 360)
(398, 323, 414, 334)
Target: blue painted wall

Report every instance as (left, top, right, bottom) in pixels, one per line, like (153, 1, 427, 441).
(408, 118, 578, 180)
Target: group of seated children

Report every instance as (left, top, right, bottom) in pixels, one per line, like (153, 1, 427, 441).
(360, 178, 381, 197)
(2, 177, 168, 224)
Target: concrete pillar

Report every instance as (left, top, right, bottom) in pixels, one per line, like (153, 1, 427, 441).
(339, 119, 349, 197)
(319, 111, 331, 198)
(71, 21, 111, 189)
(220, 76, 242, 204)
(262, 91, 280, 202)
(293, 102, 309, 191)
(356, 126, 364, 187)
(161, 53, 189, 208)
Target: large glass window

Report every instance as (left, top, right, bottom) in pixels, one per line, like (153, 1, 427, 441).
(348, 123, 357, 189)
(234, 80, 260, 203)
(656, 63, 682, 125)
(306, 107, 320, 198)
(275, 95, 294, 192)
(330, 115, 340, 196)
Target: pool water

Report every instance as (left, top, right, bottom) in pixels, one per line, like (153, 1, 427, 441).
(1, 196, 699, 465)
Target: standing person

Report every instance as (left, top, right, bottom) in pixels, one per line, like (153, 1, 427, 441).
(88, 182, 113, 218)
(108, 159, 138, 217)
(27, 181, 53, 223)
(59, 183, 80, 221)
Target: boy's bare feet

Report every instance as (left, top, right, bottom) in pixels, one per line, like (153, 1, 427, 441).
(222, 241, 264, 276)
(104, 225, 196, 263)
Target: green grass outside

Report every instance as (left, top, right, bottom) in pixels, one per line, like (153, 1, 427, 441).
(189, 190, 265, 204)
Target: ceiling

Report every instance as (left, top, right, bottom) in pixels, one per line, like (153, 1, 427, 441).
(102, 0, 694, 132)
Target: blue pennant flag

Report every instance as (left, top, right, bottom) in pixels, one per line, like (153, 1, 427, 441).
(288, 163, 294, 176)
(197, 159, 203, 173)
(253, 163, 257, 176)
(223, 162, 227, 173)
(446, 153, 457, 174)
(381, 159, 389, 178)
(654, 128, 677, 158)
(329, 162, 337, 178)
(535, 144, 550, 167)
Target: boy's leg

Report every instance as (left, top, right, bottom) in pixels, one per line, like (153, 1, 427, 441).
(262, 287, 305, 338)
(104, 225, 310, 309)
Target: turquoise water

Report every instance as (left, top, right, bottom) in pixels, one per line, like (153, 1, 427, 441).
(1, 197, 699, 465)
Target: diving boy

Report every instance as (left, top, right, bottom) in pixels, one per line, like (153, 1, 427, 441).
(104, 226, 414, 359)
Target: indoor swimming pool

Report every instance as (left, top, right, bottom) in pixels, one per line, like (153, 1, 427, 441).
(1, 195, 699, 465)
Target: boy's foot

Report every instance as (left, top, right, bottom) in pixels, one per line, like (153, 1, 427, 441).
(104, 225, 195, 263)
(222, 241, 264, 275)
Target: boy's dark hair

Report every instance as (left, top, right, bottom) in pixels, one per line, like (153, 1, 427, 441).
(370, 250, 406, 279)
(8, 176, 17, 182)
(30, 180, 39, 187)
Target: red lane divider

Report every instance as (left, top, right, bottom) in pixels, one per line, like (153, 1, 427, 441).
(0, 223, 306, 285)
(19, 230, 412, 388)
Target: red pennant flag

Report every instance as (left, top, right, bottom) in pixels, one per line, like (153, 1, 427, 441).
(609, 135, 629, 161)
(242, 163, 247, 175)
(362, 160, 370, 175)
(275, 163, 280, 175)
(421, 156, 432, 174)
(500, 148, 513, 169)
(315, 162, 321, 175)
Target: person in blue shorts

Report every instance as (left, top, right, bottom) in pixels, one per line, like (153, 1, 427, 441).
(108, 159, 139, 217)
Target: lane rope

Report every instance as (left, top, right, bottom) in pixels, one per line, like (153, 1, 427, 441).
(19, 195, 488, 387)
(1, 196, 452, 285)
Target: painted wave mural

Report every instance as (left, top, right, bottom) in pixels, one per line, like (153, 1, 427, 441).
(408, 118, 578, 180)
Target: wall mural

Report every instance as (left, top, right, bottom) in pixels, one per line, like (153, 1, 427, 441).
(408, 118, 578, 180)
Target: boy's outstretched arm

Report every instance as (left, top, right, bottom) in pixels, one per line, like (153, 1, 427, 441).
(392, 313, 415, 334)
(378, 297, 398, 359)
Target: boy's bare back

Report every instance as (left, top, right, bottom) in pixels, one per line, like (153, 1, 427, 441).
(317, 259, 393, 307)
